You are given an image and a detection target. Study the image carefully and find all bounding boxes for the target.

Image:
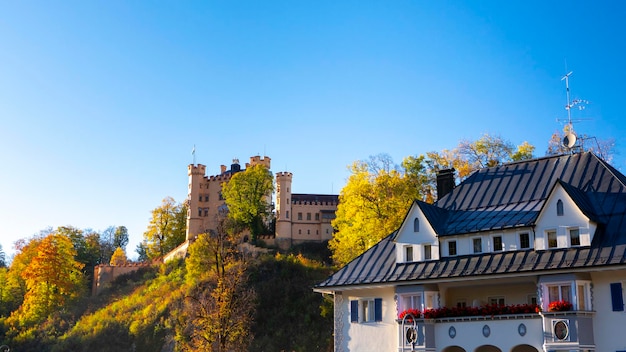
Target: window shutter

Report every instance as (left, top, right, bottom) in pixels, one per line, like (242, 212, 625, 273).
(610, 282, 624, 312)
(374, 298, 383, 322)
(350, 300, 358, 322)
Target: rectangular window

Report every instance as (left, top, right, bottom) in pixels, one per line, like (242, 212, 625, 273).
(297, 212, 302, 220)
(456, 299, 467, 308)
(473, 238, 482, 253)
(547, 230, 558, 248)
(352, 298, 382, 323)
(199, 195, 202, 202)
(315, 213, 320, 221)
(488, 296, 505, 306)
(577, 284, 586, 310)
(570, 228, 580, 246)
(448, 241, 457, 256)
(528, 295, 538, 305)
(493, 236, 503, 251)
(307, 213, 311, 220)
(548, 284, 572, 303)
(204, 208, 208, 217)
(205, 195, 209, 202)
(405, 246, 413, 262)
(520, 232, 530, 249)
(286, 211, 289, 219)
(198, 208, 202, 216)
(424, 244, 432, 260)
(610, 282, 625, 312)
(402, 294, 422, 311)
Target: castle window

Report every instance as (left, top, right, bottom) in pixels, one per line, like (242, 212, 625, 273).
(448, 241, 457, 256)
(519, 232, 530, 249)
(547, 230, 558, 248)
(413, 218, 419, 232)
(473, 238, 482, 253)
(298, 229, 301, 234)
(287, 198, 289, 204)
(315, 213, 320, 221)
(326, 229, 329, 234)
(298, 213, 302, 220)
(198, 208, 202, 217)
(286, 211, 289, 219)
(493, 236, 503, 251)
(570, 228, 580, 246)
(557, 199, 564, 216)
(204, 208, 208, 217)
(307, 229, 310, 234)
(205, 195, 209, 202)
(199, 195, 202, 202)
(316, 230, 319, 235)
(424, 244, 432, 260)
(307, 213, 311, 220)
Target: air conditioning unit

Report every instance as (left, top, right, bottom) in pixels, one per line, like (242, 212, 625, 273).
(552, 319, 570, 341)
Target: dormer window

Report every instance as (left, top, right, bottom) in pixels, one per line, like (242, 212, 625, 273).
(472, 238, 482, 253)
(404, 245, 413, 262)
(557, 199, 564, 216)
(569, 228, 580, 246)
(413, 218, 419, 232)
(424, 244, 432, 260)
(547, 230, 558, 248)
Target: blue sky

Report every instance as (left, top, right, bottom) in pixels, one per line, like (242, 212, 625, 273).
(1, 1, 625, 259)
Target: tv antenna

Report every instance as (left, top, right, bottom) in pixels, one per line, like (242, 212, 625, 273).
(556, 72, 589, 151)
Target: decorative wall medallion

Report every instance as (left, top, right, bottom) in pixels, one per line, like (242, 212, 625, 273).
(448, 326, 456, 339)
(518, 323, 527, 336)
(554, 320, 569, 341)
(482, 324, 491, 337)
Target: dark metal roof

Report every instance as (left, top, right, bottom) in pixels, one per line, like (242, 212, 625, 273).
(317, 152, 626, 289)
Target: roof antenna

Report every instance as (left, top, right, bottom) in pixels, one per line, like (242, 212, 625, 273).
(557, 71, 589, 152)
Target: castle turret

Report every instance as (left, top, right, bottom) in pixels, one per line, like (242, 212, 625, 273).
(275, 172, 293, 242)
(186, 164, 206, 241)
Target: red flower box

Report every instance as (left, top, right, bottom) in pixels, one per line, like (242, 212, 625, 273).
(548, 300, 572, 312)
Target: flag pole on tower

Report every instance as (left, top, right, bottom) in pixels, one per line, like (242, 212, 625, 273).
(192, 144, 196, 165)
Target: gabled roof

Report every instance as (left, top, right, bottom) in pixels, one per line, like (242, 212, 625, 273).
(317, 152, 626, 290)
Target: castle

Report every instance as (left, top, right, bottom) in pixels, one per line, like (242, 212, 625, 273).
(186, 155, 339, 248)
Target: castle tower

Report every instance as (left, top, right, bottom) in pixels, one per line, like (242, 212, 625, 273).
(246, 155, 271, 169)
(275, 171, 293, 242)
(186, 164, 207, 241)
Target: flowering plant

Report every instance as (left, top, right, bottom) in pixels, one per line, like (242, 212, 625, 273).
(398, 308, 421, 321)
(548, 300, 572, 312)
(398, 303, 540, 320)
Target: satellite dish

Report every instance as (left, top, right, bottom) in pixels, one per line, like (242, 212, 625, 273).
(563, 132, 577, 149)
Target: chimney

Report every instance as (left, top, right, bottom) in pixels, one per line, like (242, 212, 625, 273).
(436, 168, 456, 199)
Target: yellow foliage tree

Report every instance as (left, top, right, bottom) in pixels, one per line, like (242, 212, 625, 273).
(110, 247, 128, 266)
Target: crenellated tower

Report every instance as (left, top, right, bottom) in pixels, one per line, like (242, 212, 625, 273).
(186, 164, 207, 241)
(275, 171, 293, 242)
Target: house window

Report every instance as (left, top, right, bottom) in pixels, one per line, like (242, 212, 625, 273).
(557, 199, 564, 216)
(307, 213, 311, 220)
(520, 232, 530, 249)
(610, 282, 625, 312)
(405, 246, 413, 262)
(473, 238, 482, 253)
(413, 218, 419, 232)
(456, 299, 467, 308)
(315, 213, 320, 221)
(401, 294, 422, 311)
(297, 212, 302, 220)
(569, 228, 580, 246)
(547, 230, 558, 248)
(424, 244, 432, 260)
(448, 241, 457, 256)
(350, 298, 382, 323)
(493, 236, 503, 251)
(528, 295, 538, 305)
(488, 296, 505, 306)
(548, 284, 572, 304)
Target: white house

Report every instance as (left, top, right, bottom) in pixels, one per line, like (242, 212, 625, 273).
(315, 152, 626, 352)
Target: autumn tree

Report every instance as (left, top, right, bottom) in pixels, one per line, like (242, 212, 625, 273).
(546, 125, 615, 163)
(0, 243, 6, 268)
(221, 164, 274, 243)
(140, 197, 187, 259)
(178, 211, 255, 352)
(110, 247, 128, 266)
(329, 154, 430, 266)
(9, 234, 85, 326)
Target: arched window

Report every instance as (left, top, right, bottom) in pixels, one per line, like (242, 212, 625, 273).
(413, 218, 419, 232)
(557, 199, 564, 216)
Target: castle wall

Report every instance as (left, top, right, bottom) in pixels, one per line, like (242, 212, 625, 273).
(92, 262, 155, 296)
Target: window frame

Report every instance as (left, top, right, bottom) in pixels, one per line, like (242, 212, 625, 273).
(413, 218, 419, 232)
(404, 245, 414, 262)
(519, 232, 531, 249)
(350, 298, 383, 323)
(423, 244, 432, 260)
(493, 235, 503, 251)
(448, 240, 457, 256)
(472, 237, 483, 254)
(569, 227, 581, 246)
(547, 229, 558, 248)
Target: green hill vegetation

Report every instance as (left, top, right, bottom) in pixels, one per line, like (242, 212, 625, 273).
(1, 245, 333, 351)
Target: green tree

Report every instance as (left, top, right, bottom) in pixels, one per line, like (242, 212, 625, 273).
(114, 226, 129, 250)
(221, 164, 274, 243)
(329, 154, 429, 266)
(141, 197, 187, 259)
(0, 243, 6, 268)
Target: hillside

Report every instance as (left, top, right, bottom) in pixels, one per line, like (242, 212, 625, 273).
(2, 248, 334, 352)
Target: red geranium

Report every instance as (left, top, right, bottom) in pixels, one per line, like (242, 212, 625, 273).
(398, 308, 421, 321)
(548, 300, 572, 312)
